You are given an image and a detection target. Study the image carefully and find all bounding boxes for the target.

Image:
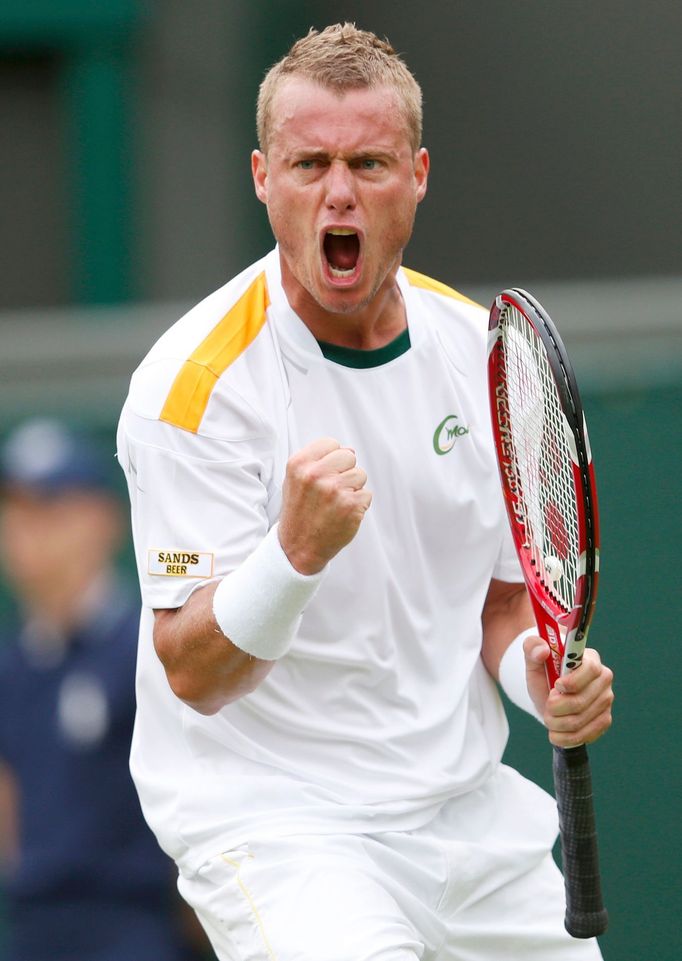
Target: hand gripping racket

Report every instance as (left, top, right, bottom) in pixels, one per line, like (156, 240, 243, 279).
(487, 288, 608, 939)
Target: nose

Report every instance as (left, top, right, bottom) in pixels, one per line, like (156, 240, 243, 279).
(324, 161, 356, 211)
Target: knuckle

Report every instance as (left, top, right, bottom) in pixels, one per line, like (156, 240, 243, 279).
(549, 714, 571, 734)
(582, 650, 601, 676)
(570, 693, 585, 715)
(286, 453, 310, 480)
(584, 711, 613, 744)
(304, 460, 326, 485)
(284, 455, 300, 478)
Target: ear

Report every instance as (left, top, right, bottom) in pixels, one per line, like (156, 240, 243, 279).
(252, 150, 268, 204)
(414, 147, 430, 203)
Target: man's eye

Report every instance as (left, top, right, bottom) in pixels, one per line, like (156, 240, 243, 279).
(297, 160, 317, 170)
(359, 158, 379, 170)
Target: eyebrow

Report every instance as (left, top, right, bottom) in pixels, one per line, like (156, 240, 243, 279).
(291, 147, 396, 162)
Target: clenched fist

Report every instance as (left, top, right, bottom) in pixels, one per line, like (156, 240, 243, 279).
(278, 437, 372, 575)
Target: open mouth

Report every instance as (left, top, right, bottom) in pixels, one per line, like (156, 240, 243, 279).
(323, 229, 360, 279)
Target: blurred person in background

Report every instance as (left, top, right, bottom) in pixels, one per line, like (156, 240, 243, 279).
(0, 418, 210, 961)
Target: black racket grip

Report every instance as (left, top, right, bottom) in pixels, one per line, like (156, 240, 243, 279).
(553, 744, 608, 939)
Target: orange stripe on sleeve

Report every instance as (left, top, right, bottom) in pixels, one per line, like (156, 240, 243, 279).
(160, 272, 270, 433)
(402, 267, 482, 308)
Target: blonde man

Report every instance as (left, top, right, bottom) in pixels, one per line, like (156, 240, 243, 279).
(118, 24, 613, 961)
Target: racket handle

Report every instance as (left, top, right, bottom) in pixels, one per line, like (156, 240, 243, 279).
(553, 744, 609, 939)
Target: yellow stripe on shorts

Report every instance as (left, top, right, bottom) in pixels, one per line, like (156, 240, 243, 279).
(402, 267, 482, 308)
(221, 854, 278, 961)
(160, 271, 270, 433)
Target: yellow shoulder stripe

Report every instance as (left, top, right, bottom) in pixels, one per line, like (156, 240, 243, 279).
(160, 271, 270, 433)
(402, 267, 482, 308)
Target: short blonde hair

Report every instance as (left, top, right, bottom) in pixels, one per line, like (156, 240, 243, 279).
(257, 23, 423, 154)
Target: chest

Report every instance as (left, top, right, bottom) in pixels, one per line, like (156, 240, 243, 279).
(280, 335, 503, 574)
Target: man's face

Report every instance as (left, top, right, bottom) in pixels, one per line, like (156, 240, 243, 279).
(252, 77, 429, 320)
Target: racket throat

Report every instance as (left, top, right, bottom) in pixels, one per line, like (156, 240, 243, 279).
(527, 596, 564, 688)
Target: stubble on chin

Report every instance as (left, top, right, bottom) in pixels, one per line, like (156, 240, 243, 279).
(312, 259, 404, 318)
(280, 243, 404, 322)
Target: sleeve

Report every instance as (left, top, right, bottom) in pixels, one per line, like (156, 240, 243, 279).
(117, 403, 278, 611)
(492, 512, 524, 583)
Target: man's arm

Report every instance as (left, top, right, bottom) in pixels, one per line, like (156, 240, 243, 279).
(153, 437, 371, 716)
(481, 578, 614, 746)
(153, 581, 273, 716)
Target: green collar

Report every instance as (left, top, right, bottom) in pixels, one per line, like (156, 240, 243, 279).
(317, 327, 411, 369)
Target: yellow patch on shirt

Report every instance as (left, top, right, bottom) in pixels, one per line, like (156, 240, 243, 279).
(148, 549, 214, 578)
(402, 267, 482, 307)
(159, 271, 270, 433)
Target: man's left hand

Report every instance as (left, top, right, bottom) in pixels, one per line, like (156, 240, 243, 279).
(524, 638, 614, 747)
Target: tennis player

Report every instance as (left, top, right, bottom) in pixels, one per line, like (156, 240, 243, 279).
(118, 23, 614, 961)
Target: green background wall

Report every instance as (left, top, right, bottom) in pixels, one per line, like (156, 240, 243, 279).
(1, 0, 680, 958)
(503, 381, 681, 960)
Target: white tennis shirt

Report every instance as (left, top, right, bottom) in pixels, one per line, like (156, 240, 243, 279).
(117, 249, 523, 876)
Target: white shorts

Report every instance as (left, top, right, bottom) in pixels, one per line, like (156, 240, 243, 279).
(178, 766, 603, 961)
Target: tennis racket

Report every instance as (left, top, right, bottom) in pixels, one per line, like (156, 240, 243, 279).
(487, 288, 608, 939)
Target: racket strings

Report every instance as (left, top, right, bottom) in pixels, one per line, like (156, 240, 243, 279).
(499, 306, 581, 612)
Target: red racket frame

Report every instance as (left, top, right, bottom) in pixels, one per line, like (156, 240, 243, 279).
(488, 288, 600, 687)
(487, 288, 608, 940)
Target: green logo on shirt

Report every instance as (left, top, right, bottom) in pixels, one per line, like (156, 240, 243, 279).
(433, 414, 469, 455)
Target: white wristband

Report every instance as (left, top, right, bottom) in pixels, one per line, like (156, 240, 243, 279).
(498, 627, 544, 723)
(212, 524, 325, 660)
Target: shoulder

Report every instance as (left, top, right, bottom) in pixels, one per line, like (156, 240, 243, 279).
(401, 265, 490, 353)
(401, 266, 484, 312)
(123, 253, 282, 439)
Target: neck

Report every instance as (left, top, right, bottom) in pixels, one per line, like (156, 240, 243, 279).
(281, 258, 407, 350)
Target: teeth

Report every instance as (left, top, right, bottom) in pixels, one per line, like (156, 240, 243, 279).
(329, 266, 355, 277)
(327, 228, 357, 236)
